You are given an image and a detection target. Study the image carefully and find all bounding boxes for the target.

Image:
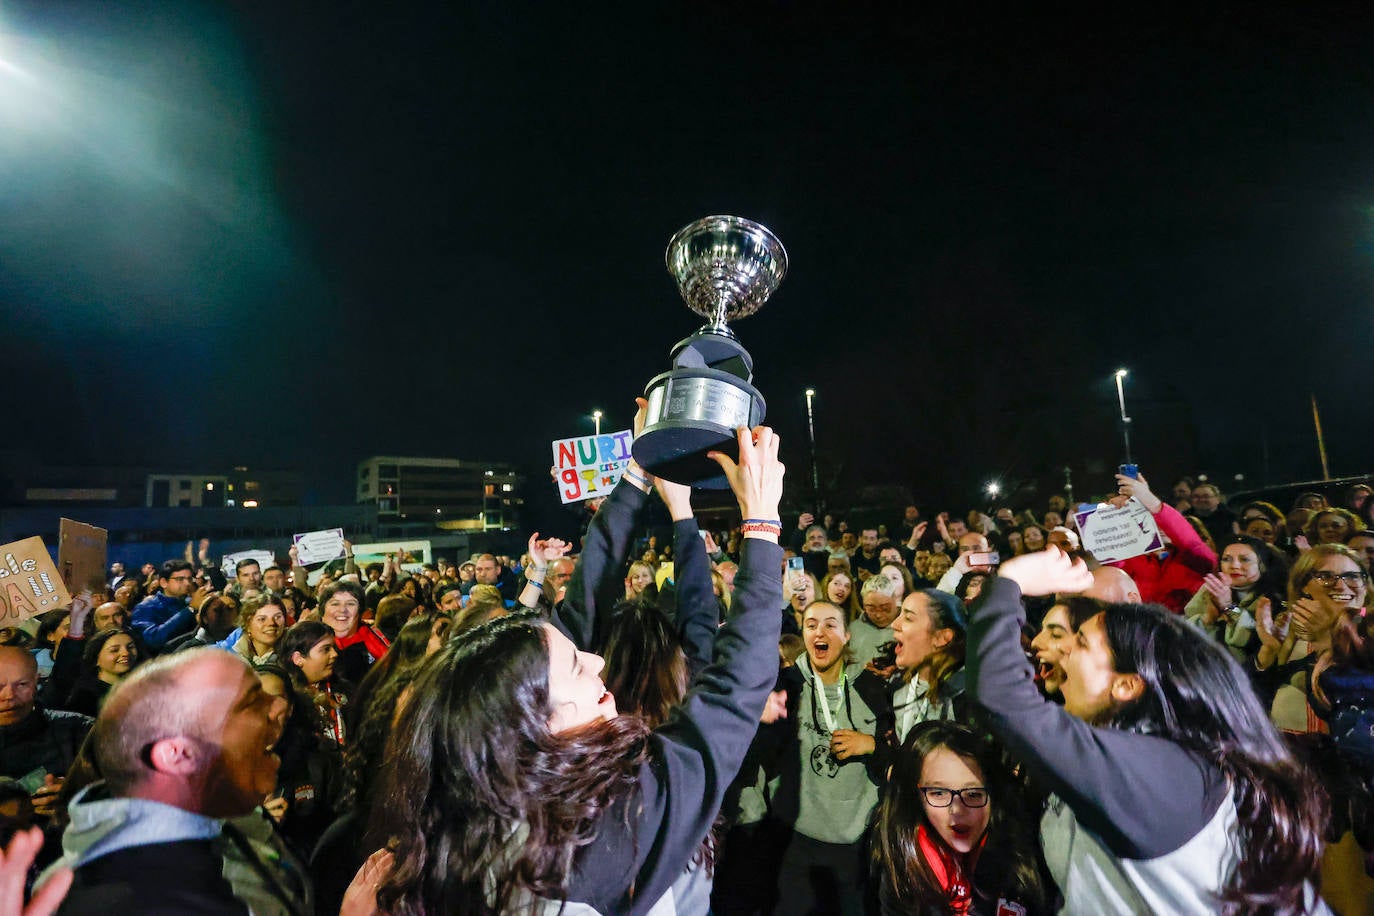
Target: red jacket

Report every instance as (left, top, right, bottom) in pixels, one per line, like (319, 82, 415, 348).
(1113, 503, 1217, 613)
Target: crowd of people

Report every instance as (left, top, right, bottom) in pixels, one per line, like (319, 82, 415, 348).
(0, 413, 1371, 913)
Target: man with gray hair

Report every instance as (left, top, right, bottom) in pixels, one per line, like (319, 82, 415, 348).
(46, 649, 294, 914)
(850, 573, 903, 667)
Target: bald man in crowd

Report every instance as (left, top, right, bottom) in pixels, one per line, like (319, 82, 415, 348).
(1084, 565, 1143, 604)
(47, 649, 294, 914)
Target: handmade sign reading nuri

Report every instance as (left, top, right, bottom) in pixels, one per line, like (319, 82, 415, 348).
(0, 537, 71, 623)
(552, 429, 634, 504)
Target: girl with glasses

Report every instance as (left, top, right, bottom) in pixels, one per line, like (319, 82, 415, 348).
(871, 721, 1048, 914)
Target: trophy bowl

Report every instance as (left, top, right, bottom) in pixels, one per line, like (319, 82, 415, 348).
(633, 216, 785, 487)
(665, 215, 788, 333)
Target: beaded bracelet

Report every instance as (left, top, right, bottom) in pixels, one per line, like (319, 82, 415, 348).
(740, 522, 783, 536)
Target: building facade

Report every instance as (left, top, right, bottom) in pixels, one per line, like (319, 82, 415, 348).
(356, 456, 523, 536)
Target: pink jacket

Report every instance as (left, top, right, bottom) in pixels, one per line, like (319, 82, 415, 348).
(1114, 504, 1217, 613)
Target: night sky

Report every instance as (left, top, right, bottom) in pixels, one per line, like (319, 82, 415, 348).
(4, 3, 1373, 529)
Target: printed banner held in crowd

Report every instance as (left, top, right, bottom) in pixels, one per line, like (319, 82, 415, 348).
(0, 536, 71, 623)
(1073, 500, 1163, 563)
(58, 518, 108, 594)
(221, 549, 277, 580)
(310, 539, 432, 588)
(551, 429, 634, 504)
(293, 528, 346, 566)
(347, 540, 430, 573)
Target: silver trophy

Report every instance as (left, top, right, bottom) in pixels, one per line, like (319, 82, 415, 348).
(633, 215, 788, 487)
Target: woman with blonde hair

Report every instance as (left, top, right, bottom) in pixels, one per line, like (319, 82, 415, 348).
(1254, 542, 1369, 731)
(624, 560, 657, 604)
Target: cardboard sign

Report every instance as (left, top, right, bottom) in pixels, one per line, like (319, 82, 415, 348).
(0, 536, 71, 623)
(58, 518, 108, 595)
(221, 549, 277, 580)
(293, 528, 346, 566)
(1073, 500, 1163, 563)
(552, 429, 634, 504)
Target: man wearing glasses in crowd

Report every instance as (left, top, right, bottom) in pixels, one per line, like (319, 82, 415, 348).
(130, 561, 218, 654)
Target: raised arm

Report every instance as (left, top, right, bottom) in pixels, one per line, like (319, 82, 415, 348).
(659, 477, 717, 677)
(553, 398, 654, 652)
(1114, 472, 1216, 574)
(968, 549, 1224, 859)
(607, 427, 785, 914)
(519, 533, 572, 613)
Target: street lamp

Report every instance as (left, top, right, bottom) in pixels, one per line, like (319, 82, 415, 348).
(592, 410, 603, 436)
(804, 388, 821, 514)
(985, 482, 1000, 498)
(1113, 369, 1132, 464)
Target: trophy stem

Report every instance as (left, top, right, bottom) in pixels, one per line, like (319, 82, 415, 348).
(709, 303, 731, 335)
(698, 320, 737, 340)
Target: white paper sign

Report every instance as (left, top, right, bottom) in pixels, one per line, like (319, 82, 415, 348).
(221, 549, 277, 580)
(551, 429, 634, 504)
(1073, 500, 1164, 563)
(293, 528, 345, 566)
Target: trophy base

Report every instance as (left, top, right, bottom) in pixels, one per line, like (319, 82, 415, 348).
(634, 368, 766, 488)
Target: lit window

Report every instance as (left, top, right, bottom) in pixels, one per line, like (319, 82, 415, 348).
(501, 483, 513, 492)
(205, 482, 215, 491)
(243, 500, 259, 508)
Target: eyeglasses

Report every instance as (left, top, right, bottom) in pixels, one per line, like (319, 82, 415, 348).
(1309, 571, 1368, 588)
(168, 574, 194, 582)
(918, 786, 989, 808)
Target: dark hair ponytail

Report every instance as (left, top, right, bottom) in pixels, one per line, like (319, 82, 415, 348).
(601, 600, 688, 729)
(1101, 603, 1326, 911)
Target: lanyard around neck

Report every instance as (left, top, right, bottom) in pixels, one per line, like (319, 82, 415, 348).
(812, 665, 847, 733)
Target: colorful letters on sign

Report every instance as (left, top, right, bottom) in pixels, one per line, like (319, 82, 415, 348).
(551, 429, 634, 505)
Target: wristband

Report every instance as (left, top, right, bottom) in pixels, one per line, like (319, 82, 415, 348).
(526, 579, 544, 589)
(741, 522, 783, 536)
(743, 518, 782, 527)
(622, 469, 650, 490)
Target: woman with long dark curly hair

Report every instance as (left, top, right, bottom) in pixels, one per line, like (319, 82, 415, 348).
(365, 426, 785, 914)
(970, 547, 1328, 912)
(872, 720, 1049, 914)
